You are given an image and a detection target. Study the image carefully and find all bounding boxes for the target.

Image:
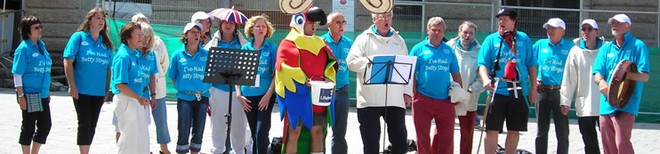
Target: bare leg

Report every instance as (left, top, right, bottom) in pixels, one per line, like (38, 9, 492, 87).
(484, 131, 499, 154)
(160, 144, 171, 154)
(79, 145, 90, 154)
(311, 126, 324, 152)
(31, 142, 42, 154)
(505, 131, 520, 154)
(190, 152, 198, 154)
(115, 133, 120, 143)
(21, 145, 30, 154)
(286, 125, 302, 154)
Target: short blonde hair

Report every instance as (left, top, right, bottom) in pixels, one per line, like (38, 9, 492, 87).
(244, 14, 275, 39)
(139, 22, 155, 51)
(371, 11, 393, 19)
(131, 13, 149, 23)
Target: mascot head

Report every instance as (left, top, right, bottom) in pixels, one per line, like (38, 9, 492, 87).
(290, 6, 326, 35)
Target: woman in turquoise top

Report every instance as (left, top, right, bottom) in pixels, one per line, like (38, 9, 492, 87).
(111, 22, 151, 153)
(12, 15, 52, 154)
(236, 15, 277, 154)
(168, 22, 211, 154)
(62, 8, 114, 153)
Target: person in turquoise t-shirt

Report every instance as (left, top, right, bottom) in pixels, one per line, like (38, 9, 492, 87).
(168, 22, 211, 154)
(410, 17, 463, 154)
(592, 14, 650, 154)
(62, 8, 115, 153)
(111, 22, 151, 153)
(320, 12, 354, 154)
(13, 15, 52, 154)
(477, 8, 538, 154)
(533, 18, 574, 154)
(236, 15, 278, 154)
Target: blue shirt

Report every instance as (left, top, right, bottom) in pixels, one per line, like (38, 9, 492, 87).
(534, 38, 573, 86)
(239, 40, 278, 96)
(111, 44, 147, 96)
(212, 35, 242, 91)
(370, 24, 393, 37)
(321, 32, 354, 88)
(410, 38, 460, 100)
(477, 31, 537, 96)
(63, 31, 113, 96)
(592, 31, 650, 116)
(12, 39, 52, 98)
(139, 51, 159, 99)
(168, 47, 211, 101)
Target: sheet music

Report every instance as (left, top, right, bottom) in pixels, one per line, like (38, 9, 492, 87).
(365, 55, 417, 84)
(391, 55, 416, 84)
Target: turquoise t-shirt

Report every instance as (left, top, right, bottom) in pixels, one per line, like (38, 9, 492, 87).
(592, 31, 650, 116)
(111, 44, 147, 96)
(63, 31, 113, 96)
(168, 47, 211, 101)
(534, 38, 573, 86)
(139, 51, 159, 99)
(12, 39, 52, 98)
(410, 38, 460, 100)
(321, 32, 354, 88)
(211, 35, 241, 91)
(239, 39, 278, 96)
(477, 31, 537, 96)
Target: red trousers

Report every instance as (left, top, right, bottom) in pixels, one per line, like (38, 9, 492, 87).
(458, 111, 477, 154)
(600, 112, 635, 154)
(412, 93, 455, 154)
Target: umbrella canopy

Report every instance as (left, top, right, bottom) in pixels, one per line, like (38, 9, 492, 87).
(208, 7, 248, 25)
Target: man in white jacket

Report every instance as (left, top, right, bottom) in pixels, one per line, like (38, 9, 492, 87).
(346, 11, 413, 154)
(447, 21, 484, 154)
(559, 19, 603, 154)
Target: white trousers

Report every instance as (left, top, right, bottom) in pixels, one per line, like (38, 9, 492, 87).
(209, 87, 249, 154)
(114, 93, 150, 154)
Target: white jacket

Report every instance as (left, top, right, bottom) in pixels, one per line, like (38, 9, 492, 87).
(447, 37, 485, 116)
(153, 37, 169, 99)
(203, 30, 248, 51)
(347, 27, 413, 109)
(559, 38, 602, 117)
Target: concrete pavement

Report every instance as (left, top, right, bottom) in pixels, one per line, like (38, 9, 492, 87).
(1, 88, 659, 154)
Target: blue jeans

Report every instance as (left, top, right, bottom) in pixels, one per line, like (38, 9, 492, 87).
(244, 95, 275, 154)
(176, 97, 209, 153)
(152, 98, 171, 144)
(332, 85, 349, 154)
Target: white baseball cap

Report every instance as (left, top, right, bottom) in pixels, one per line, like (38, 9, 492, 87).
(581, 19, 599, 29)
(183, 22, 203, 34)
(608, 14, 632, 25)
(542, 18, 566, 30)
(190, 11, 211, 23)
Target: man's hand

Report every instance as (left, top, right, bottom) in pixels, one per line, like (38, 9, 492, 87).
(482, 79, 494, 91)
(528, 90, 538, 104)
(598, 80, 609, 95)
(560, 105, 570, 116)
(404, 94, 412, 107)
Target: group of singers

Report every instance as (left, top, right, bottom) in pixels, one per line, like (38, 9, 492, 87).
(12, 6, 649, 154)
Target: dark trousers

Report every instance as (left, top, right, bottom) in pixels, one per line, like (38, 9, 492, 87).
(535, 89, 569, 154)
(357, 107, 407, 154)
(176, 97, 209, 153)
(73, 94, 104, 145)
(244, 95, 275, 154)
(579, 116, 601, 154)
(19, 98, 52, 145)
(332, 86, 350, 154)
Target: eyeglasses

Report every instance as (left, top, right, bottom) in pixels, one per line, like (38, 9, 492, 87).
(581, 27, 595, 32)
(334, 20, 347, 25)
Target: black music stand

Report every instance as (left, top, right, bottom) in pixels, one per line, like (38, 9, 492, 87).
(203, 47, 261, 154)
(363, 55, 415, 153)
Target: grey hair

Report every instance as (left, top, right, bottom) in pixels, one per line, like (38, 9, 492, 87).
(131, 13, 149, 23)
(426, 17, 445, 29)
(327, 12, 343, 25)
(371, 11, 393, 19)
(458, 21, 477, 33)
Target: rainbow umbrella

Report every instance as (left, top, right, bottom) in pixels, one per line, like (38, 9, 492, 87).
(208, 7, 248, 24)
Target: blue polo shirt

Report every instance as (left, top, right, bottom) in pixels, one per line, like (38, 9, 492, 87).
(139, 51, 159, 99)
(168, 47, 211, 101)
(212, 35, 242, 91)
(63, 31, 113, 96)
(534, 38, 573, 86)
(477, 31, 537, 96)
(410, 38, 460, 100)
(12, 39, 52, 98)
(239, 40, 278, 96)
(111, 44, 147, 96)
(592, 31, 650, 116)
(321, 32, 354, 88)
